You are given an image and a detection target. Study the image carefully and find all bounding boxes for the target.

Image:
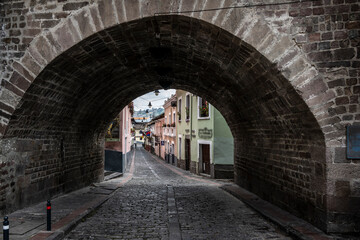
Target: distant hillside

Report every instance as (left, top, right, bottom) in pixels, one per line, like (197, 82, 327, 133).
(133, 108, 164, 121)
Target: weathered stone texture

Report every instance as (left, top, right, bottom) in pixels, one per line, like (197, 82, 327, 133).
(0, 0, 359, 235)
(285, 1, 360, 233)
(0, 137, 104, 213)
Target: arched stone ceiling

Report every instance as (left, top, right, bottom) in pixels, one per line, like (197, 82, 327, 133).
(5, 15, 323, 145)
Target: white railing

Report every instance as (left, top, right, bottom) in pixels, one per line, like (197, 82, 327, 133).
(161, 127, 177, 137)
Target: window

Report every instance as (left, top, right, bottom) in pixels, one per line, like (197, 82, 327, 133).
(173, 112, 176, 125)
(198, 97, 210, 119)
(185, 93, 190, 120)
(178, 98, 182, 121)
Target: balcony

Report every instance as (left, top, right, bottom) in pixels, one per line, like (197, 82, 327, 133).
(163, 127, 176, 137)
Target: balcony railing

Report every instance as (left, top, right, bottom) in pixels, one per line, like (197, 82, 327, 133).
(162, 127, 176, 137)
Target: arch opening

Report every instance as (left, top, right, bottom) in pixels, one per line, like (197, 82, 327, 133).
(2, 15, 326, 230)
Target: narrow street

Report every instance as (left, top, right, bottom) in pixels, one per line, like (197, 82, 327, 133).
(64, 145, 291, 240)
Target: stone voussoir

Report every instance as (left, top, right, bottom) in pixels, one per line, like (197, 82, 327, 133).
(20, 52, 43, 78)
(98, 0, 119, 28)
(72, 8, 97, 40)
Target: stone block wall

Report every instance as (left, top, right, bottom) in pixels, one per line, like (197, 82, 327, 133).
(235, 132, 327, 229)
(286, 1, 360, 232)
(178, 158, 185, 170)
(0, 135, 104, 213)
(212, 164, 234, 179)
(0, 0, 359, 234)
(190, 161, 197, 175)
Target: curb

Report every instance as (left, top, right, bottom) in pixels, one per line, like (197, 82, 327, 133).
(47, 196, 110, 240)
(29, 149, 137, 240)
(221, 184, 333, 240)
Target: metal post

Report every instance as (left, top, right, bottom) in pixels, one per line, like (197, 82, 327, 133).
(3, 216, 9, 240)
(47, 200, 51, 231)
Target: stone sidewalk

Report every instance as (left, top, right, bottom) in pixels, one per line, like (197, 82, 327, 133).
(0, 147, 349, 240)
(0, 151, 136, 240)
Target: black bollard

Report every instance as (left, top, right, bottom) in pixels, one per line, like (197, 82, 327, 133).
(47, 200, 51, 231)
(3, 216, 9, 240)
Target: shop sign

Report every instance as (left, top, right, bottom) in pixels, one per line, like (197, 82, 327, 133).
(198, 127, 212, 139)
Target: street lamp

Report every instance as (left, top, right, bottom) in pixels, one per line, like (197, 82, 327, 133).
(148, 101, 152, 108)
(154, 90, 160, 96)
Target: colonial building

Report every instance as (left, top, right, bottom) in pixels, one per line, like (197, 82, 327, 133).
(163, 94, 177, 165)
(152, 113, 165, 159)
(144, 120, 155, 153)
(176, 90, 234, 178)
(105, 102, 134, 173)
(132, 120, 145, 145)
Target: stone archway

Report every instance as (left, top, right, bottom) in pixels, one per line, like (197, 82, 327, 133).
(2, 1, 328, 122)
(0, 0, 351, 233)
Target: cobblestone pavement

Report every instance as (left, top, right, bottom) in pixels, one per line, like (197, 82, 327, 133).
(64, 146, 292, 240)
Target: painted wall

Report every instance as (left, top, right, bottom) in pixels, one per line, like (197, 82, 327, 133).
(163, 94, 177, 164)
(105, 104, 132, 154)
(176, 90, 233, 175)
(122, 105, 132, 155)
(154, 117, 164, 158)
(105, 104, 133, 171)
(214, 109, 234, 165)
(176, 90, 191, 163)
(191, 96, 214, 170)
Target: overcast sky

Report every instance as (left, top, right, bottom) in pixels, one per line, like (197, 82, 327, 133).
(133, 89, 176, 111)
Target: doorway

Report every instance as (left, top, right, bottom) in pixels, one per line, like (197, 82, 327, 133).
(200, 144, 211, 175)
(185, 138, 191, 171)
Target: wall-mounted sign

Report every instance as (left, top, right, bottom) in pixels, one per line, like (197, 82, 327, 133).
(198, 127, 212, 139)
(347, 125, 360, 159)
(161, 141, 165, 146)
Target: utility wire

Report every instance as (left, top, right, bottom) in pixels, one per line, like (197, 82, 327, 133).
(154, 0, 316, 16)
(138, 96, 169, 103)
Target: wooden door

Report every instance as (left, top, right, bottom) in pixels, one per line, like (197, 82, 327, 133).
(202, 144, 210, 174)
(185, 139, 190, 170)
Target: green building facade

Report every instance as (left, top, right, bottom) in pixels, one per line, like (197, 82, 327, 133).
(176, 90, 234, 179)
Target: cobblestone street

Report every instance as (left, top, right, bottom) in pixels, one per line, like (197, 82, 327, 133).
(64, 146, 291, 240)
